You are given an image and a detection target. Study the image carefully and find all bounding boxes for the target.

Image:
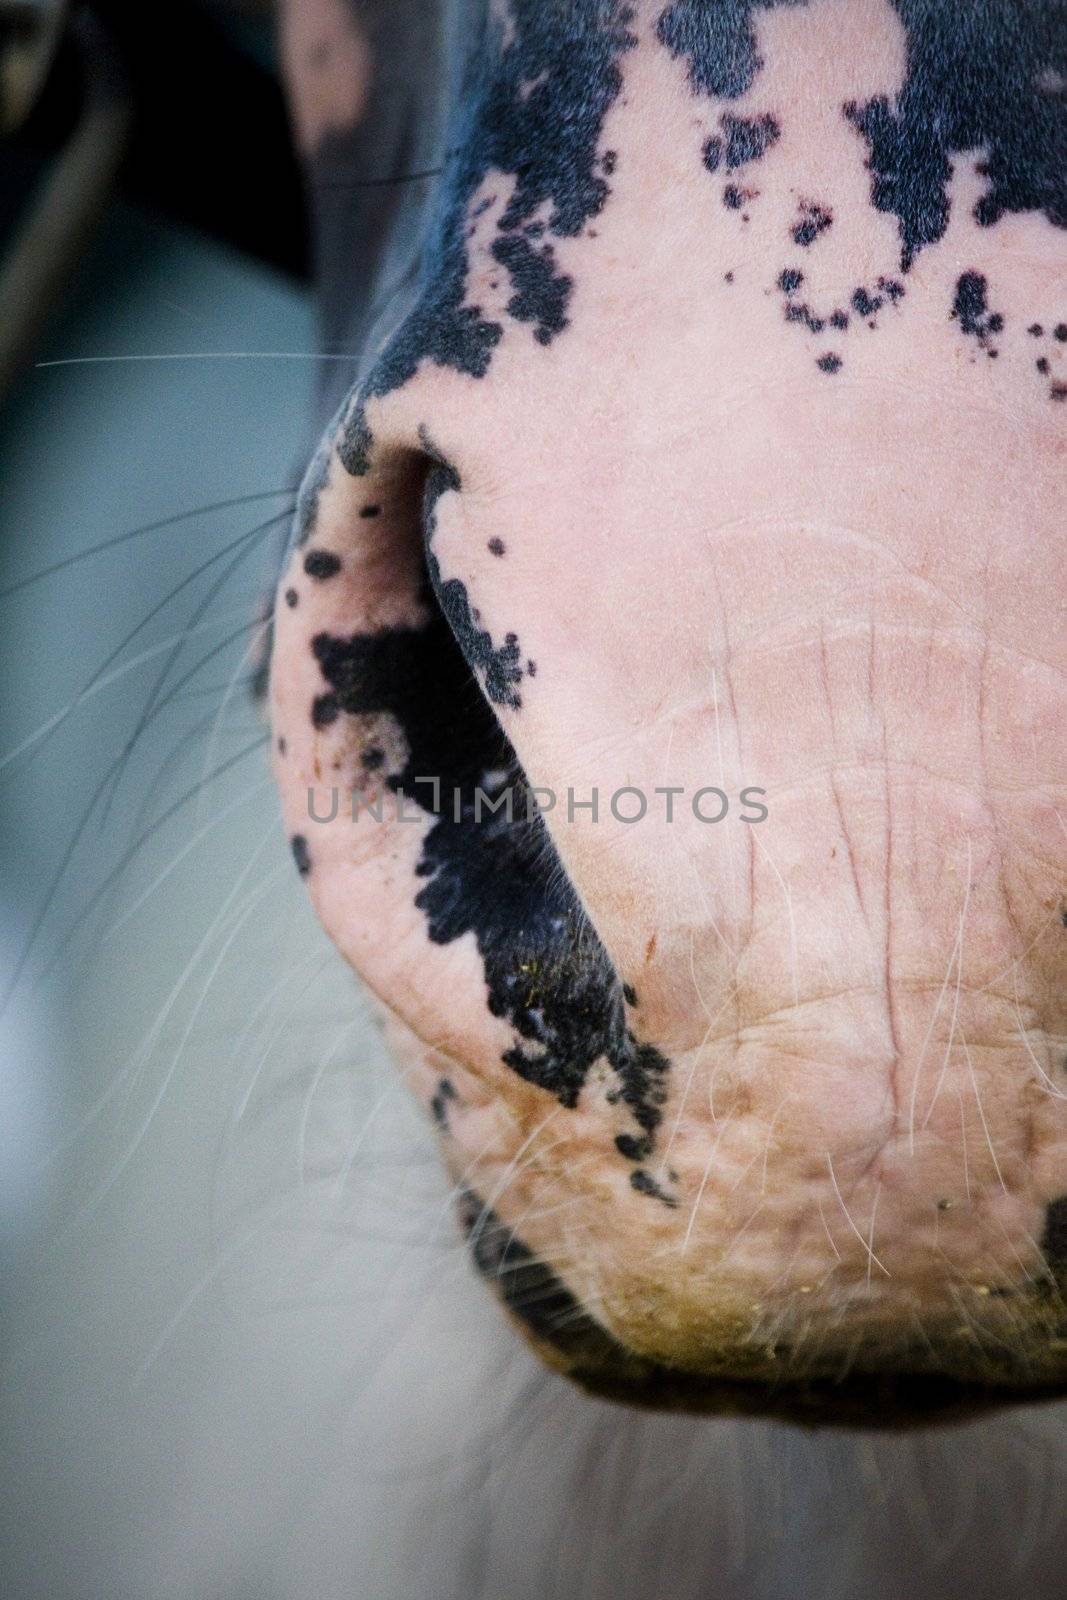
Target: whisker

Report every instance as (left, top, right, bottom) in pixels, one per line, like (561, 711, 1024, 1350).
(32, 778, 273, 1172)
(363, 253, 421, 328)
(919, 837, 973, 1132)
(662, 972, 738, 1153)
(0, 488, 296, 600)
(77, 617, 271, 916)
(52, 854, 286, 1253)
(167, 674, 261, 705)
(35, 352, 362, 369)
(109, 776, 274, 954)
(1011, 987, 1067, 1102)
(123, 700, 262, 859)
(1, 600, 268, 1013)
(96, 512, 285, 824)
(464, 1121, 573, 1255)
(679, 1116, 731, 1254)
(866, 1181, 883, 1290)
(709, 663, 741, 923)
(908, 837, 973, 1152)
(296, 1016, 370, 1191)
(961, 1031, 1008, 1196)
(103, 775, 280, 1055)
(825, 1151, 890, 1278)
(490, 1158, 600, 1260)
(957, 1085, 972, 1203)
(751, 828, 799, 1011)
(229, 951, 337, 1127)
(716, 1199, 767, 1268)
(313, 160, 451, 193)
(141, 617, 271, 724)
(134, 1164, 334, 1389)
(329, 1087, 396, 1208)
(194, 602, 278, 826)
(0, 603, 264, 780)
(0, 511, 288, 785)
(27, 733, 271, 1001)
(817, 1195, 843, 1262)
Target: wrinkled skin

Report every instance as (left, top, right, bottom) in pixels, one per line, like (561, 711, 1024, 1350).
(271, 0, 1067, 1426)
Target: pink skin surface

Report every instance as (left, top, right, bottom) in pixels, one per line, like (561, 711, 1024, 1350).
(271, 0, 1067, 1413)
(278, 0, 372, 156)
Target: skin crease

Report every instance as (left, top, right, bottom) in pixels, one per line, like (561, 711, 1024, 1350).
(271, 0, 1067, 1421)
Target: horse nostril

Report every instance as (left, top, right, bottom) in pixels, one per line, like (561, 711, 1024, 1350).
(420, 455, 529, 713)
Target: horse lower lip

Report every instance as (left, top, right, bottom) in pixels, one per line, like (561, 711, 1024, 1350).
(566, 1365, 1067, 1431)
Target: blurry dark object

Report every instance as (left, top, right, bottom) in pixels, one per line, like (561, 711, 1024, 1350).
(91, 0, 308, 278)
(0, 6, 129, 397)
(0, 0, 66, 134)
(0, 0, 307, 394)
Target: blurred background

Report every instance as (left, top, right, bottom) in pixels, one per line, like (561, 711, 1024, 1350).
(0, 6, 462, 1595)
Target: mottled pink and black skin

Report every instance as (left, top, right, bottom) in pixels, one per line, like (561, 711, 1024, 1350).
(271, 0, 1067, 1426)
